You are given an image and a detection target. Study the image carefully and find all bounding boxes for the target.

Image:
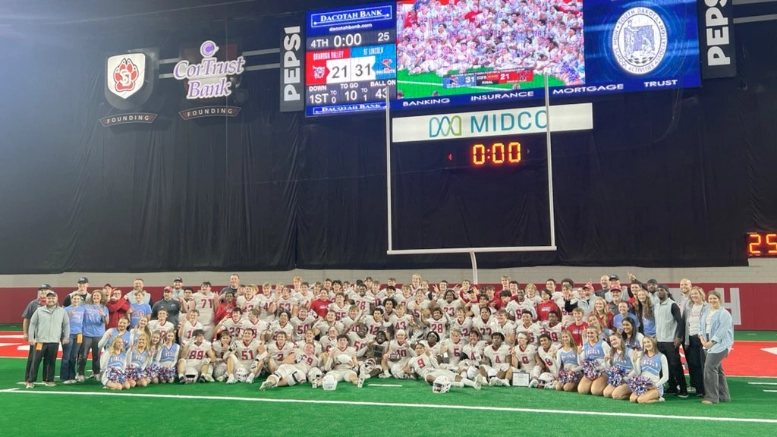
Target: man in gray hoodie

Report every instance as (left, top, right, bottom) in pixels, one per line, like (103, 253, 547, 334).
(27, 291, 70, 388)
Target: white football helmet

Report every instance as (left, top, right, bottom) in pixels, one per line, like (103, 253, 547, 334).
(433, 376, 452, 394)
(322, 374, 338, 391)
(235, 367, 249, 383)
(538, 372, 556, 389)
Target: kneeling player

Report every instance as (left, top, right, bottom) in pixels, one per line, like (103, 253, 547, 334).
(380, 329, 415, 379)
(177, 330, 216, 384)
(406, 343, 482, 390)
(260, 343, 322, 390)
(512, 332, 542, 387)
(211, 331, 236, 382)
(321, 335, 360, 387)
(231, 329, 266, 384)
(479, 332, 512, 386)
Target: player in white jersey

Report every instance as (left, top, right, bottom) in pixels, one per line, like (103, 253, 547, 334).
(237, 286, 262, 320)
(148, 309, 175, 340)
(269, 311, 295, 341)
(440, 329, 465, 369)
(422, 308, 449, 340)
(313, 311, 344, 337)
(458, 330, 486, 378)
(321, 335, 360, 386)
(406, 290, 430, 337)
(293, 282, 314, 309)
(289, 307, 318, 342)
(388, 304, 414, 338)
(363, 308, 392, 337)
(436, 289, 462, 318)
(178, 310, 203, 345)
(451, 307, 473, 337)
(541, 310, 563, 348)
(490, 310, 516, 346)
(347, 324, 374, 355)
(512, 332, 543, 385)
(350, 284, 373, 314)
(264, 331, 296, 374)
(211, 331, 235, 382)
(241, 309, 269, 342)
(255, 285, 276, 324)
(177, 330, 216, 384)
(515, 311, 542, 346)
(536, 333, 560, 377)
(275, 286, 298, 317)
(380, 330, 416, 379)
(340, 306, 364, 335)
(230, 329, 266, 384)
(480, 332, 512, 386)
(420, 331, 443, 358)
(406, 343, 482, 390)
(328, 293, 350, 321)
(261, 342, 323, 390)
(506, 293, 537, 321)
(472, 307, 495, 342)
(216, 308, 243, 340)
(192, 282, 217, 339)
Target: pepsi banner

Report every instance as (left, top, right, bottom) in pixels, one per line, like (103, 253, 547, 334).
(697, 0, 737, 79)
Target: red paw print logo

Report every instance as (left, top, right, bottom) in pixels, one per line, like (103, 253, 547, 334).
(114, 58, 140, 92)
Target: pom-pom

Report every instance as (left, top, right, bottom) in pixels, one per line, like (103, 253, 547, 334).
(106, 367, 127, 384)
(582, 357, 602, 380)
(627, 375, 653, 396)
(605, 366, 626, 387)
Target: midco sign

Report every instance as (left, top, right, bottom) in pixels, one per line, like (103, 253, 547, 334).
(392, 103, 593, 143)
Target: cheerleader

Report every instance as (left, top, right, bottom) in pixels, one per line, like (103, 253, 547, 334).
(100, 337, 130, 390)
(128, 316, 153, 348)
(126, 334, 152, 388)
(629, 336, 669, 403)
(577, 326, 611, 396)
(145, 331, 163, 384)
(603, 334, 637, 400)
(555, 330, 582, 392)
(153, 330, 180, 383)
(98, 316, 131, 352)
(621, 318, 644, 352)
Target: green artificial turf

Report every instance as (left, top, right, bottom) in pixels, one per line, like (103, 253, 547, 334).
(0, 358, 774, 437)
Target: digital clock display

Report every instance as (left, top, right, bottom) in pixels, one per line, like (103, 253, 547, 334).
(747, 232, 777, 257)
(304, 3, 397, 116)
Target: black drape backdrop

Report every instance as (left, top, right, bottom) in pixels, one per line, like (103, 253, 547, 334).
(0, 10, 775, 273)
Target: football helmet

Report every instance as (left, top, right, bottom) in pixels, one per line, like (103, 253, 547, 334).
(322, 374, 338, 391)
(432, 376, 452, 394)
(538, 372, 556, 389)
(235, 367, 249, 383)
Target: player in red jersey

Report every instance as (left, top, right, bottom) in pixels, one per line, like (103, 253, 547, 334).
(310, 289, 332, 319)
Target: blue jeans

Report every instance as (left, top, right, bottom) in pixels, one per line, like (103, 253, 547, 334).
(60, 334, 81, 381)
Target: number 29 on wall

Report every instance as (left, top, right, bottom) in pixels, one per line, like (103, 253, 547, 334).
(747, 232, 777, 257)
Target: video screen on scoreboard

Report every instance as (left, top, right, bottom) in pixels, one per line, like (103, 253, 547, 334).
(304, 0, 701, 116)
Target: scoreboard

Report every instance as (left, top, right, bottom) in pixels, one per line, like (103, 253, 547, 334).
(304, 3, 397, 116)
(301, 0, 702, 117)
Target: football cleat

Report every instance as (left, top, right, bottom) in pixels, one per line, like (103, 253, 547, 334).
(357, 375, 365, 388)
(529, 379, 539, 388)
(202, 374, 214, 383)
(226, 375, 236, 384)
(259, 380, 273, 391)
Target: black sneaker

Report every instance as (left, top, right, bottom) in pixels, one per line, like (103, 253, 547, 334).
(678, 392, 689, 399)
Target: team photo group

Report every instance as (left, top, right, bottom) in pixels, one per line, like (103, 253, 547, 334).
(23, 273, 734, 404)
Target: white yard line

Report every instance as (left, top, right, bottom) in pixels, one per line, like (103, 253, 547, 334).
(0, 389, 776, 424)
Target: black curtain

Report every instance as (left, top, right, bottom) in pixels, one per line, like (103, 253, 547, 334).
(0, 14, 775, 273)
